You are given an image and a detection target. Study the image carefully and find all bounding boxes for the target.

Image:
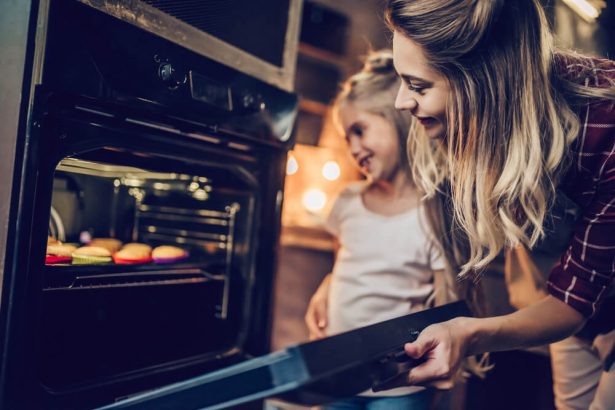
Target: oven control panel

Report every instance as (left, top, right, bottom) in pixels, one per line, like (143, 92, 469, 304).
(43, 0, 298, 145)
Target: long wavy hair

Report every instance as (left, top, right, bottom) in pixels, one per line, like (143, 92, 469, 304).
(386, 0, 615, 277)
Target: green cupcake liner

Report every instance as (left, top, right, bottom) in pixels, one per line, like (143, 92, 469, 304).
(71, 254, 113, 265)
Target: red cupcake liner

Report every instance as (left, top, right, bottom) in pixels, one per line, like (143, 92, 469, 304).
(45, 255, 72, 265)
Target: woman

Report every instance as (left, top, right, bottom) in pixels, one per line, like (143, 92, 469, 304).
(382, 0, 615, 408)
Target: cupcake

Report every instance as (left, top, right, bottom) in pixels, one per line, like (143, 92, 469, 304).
(113, 244, 153, 264)
(46, 243, 77, 265)
(47, 243, 77, 257)
(72, 246, 113, 264)
(121, 243, 152, 254)
(48, 236, 61, 246)
(152, 245, 188, 263)
(89, 238, 123, 254)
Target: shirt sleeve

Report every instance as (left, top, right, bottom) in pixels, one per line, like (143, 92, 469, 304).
(547, 105, 615, 317)
(323, 189, 346, 237)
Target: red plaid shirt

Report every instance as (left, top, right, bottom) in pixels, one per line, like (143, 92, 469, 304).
(547, 57, 615, 317)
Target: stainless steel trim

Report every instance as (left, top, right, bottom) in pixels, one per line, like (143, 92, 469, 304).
(74, 105, 115, 117)
(76, 0, 302, 92)
(0, 0, 46, 309)
(142, 226, 227, 243)
(139, 212, 229, 227)
(141, 233, 227, 249)
(220, 203, 240, 319)
(138, 204, 227, 219)
(57, 158, 196, 181)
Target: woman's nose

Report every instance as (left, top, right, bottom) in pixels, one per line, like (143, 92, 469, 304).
(395, 83, 417, 111)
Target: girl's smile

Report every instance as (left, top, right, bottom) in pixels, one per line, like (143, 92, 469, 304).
(338, 102, 402, 182)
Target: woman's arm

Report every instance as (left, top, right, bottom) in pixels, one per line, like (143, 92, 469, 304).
(401, 295, 585, 387)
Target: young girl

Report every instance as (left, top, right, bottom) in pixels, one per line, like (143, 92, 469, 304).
(382, 0, 615, 407)
(304, 50, 448, 410)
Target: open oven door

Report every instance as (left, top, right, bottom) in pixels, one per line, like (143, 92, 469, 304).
(96, 302, 471, 410)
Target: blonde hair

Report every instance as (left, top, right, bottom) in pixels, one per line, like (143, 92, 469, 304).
(386, 0, 615, 276)
(333, 50, 413, 178)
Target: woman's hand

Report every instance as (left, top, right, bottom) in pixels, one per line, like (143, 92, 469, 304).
(305, 274, 332, 340)
(403, 317, 471, 388)
(374, 296, 586, 392)
(375, 317, 472, 390)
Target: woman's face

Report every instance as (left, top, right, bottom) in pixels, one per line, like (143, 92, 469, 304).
(392, 30, 450, 140)
(338, 103, 401, 181)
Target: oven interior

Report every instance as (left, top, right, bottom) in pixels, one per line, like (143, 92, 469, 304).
(37, 146, 259, 394)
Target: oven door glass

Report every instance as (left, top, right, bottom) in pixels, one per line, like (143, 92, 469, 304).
(38, 148, 258, 392)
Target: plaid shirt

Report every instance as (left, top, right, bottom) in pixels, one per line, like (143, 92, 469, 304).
(547, 58, 615, 318)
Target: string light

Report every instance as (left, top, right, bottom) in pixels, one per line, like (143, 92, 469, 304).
(302, 188, 327, 212)
(561, 0, 602, 22)
(322, 160, 341, 181)
(286, 153, 299, 175)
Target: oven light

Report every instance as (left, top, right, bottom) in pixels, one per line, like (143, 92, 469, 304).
(123, 177, 144, 187)
(322, 161, 340, 181)
(193, 189, 209, 201)
(302, 188, 327, 212)
(153, 182, 172, 190)
(286, 154, 299, 175)
(128, 188, 144, 201)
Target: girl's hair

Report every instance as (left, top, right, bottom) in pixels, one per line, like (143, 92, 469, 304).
(333, 50, 413, 178)
(385, 0, 615, 276)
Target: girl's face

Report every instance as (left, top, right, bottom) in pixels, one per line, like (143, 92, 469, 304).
(338, 103, 401, 181)
(392, 30, 450, 140)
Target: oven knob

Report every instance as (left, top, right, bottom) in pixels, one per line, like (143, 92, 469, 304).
(240, 92, 265, 112)
(158, 62, 186, 90)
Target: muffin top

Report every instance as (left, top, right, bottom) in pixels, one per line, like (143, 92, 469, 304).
(122, 243, 153, 253)
(48, 236, 61, 246)
(47, 243, 77, 257)
(115, 247, 151, 260)
(73, 246, 112, 257)
(152, 245, 187, 259)
(89, 238, 123, 253)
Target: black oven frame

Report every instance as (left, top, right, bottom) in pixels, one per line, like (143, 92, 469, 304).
(0, 0, 298, 407)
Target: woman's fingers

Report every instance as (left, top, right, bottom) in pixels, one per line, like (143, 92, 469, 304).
(406, 357, 452, 387)
(372, 320, 467, 392)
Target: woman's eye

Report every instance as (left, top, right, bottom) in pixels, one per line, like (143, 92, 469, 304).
(407, 82, 424, 93)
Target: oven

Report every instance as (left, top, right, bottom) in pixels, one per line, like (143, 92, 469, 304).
(0, 1, 300, 409)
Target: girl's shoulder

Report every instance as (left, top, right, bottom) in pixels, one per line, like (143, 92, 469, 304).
(337, 181, 370, 199)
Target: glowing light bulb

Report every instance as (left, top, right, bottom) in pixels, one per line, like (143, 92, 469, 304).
(562, 0, 599, 22)
(302, 188, 327, 212)
(322, 160, 341, 181)
(287, 154, 299, 175)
